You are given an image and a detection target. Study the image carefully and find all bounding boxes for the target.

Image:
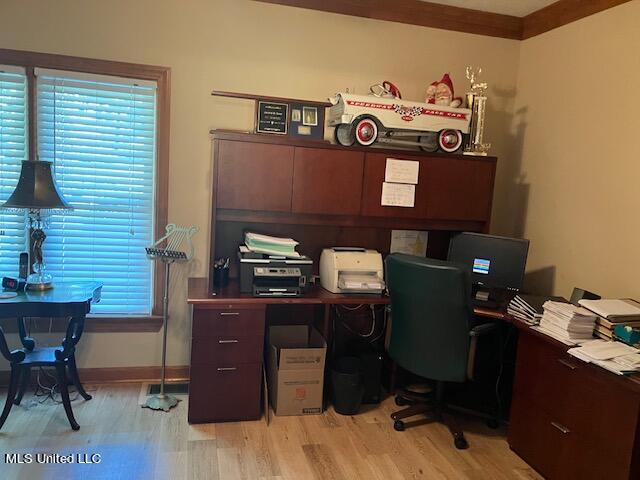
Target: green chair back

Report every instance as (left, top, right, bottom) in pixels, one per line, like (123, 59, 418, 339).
(385, 253, 472, 383)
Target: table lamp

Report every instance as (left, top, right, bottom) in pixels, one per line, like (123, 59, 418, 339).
(1, 160, 72, 290)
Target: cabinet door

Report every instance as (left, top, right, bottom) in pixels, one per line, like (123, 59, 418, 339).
(423, 157, 494, 221)
(361, 153, 428, 218)
(291, 147, 364, 215)
(216, 140, 294, 212)
(361, 153, 495, 221)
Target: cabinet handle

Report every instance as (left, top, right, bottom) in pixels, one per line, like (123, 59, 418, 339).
(219, 312, 240, 316)
(557, 358, 577, 370)
(218, 339, 239, 344)
(551, 422, 570, 434)
(217, 367, 237, 372)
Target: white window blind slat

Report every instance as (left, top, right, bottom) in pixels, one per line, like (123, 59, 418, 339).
(0, 67, 28, 275)
(37, 71, 157, 316)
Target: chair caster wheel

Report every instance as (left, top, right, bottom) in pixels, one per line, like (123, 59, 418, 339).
(487, 418, 499, 429)
(395, 396, 409, 406)
(393, 420, 405, 432)
(454, 434, 468, 450)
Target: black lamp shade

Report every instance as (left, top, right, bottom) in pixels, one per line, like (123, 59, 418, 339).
(1, 160, 71, 210)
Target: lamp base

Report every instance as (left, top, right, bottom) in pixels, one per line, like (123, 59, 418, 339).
(141, 394, 180, 412)
(26, 272, 54, 290)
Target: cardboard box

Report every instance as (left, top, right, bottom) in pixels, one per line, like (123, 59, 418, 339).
(267, 325, 327, 416)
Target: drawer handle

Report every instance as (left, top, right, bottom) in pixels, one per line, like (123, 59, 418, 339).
(551, 422, 570, 434)
(219, 312, 240, 316)
(557, 358, 577, 370)
(218, 339, 239, 344)
(217, 367, 237, 372)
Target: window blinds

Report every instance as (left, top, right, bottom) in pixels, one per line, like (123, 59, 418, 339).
(36, 68, 157, 315)
(0, 66, 28, 276)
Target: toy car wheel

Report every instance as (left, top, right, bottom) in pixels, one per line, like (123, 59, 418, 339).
(355, 118, 378, 146)
(438, 129, 463, 153)
(419, 132, 439, 152)
(335, 124, 356, 146)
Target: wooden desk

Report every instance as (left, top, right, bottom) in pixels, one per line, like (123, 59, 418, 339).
(508, 321, 640, 480)
(186, 277, 511, 424)
(187, 277, 390, 423)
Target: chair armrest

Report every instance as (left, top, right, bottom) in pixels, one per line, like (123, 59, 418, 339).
(466, 322, 499, 380)
(469, 322, 499, 337)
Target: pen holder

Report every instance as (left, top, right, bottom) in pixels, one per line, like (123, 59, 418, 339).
(213, 265, 229, 288)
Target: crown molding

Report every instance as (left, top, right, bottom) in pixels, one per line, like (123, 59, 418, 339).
(253, 0, 523, 39)
(521, 0, 632, 39)
(253, 0, 634, 40)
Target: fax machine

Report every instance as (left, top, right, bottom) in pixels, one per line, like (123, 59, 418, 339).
(239, 249, 313, 297)
(319, 247, 385, 294)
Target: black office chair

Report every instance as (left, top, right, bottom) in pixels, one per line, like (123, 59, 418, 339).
(0, 318, 92, 431)
(385, 253, 497, 449)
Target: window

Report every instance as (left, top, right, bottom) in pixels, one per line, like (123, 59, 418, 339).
(36, 69, 158, 315)
(0, 50, 169, 322)
(0, 66, 28, 275)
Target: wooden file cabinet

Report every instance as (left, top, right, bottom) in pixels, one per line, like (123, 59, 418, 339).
(188, 304, 266, 423)
(508, 326, 640, 479)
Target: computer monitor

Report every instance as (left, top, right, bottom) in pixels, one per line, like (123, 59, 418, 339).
(447, 232, 529, 296)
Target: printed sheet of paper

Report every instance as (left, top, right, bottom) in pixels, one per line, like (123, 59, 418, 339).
(381, 182, 415, 207)
(390, 230, 428, 256)
(385, 158, 419, 184)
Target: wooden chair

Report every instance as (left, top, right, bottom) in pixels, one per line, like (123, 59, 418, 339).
(0, 316, 92, 431)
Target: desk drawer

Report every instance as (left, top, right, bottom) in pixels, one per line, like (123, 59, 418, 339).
(191, 335, 263, 366)
(192, 307, 265, 337)
(188, 363, 262, 423)
(512, 332, 579, 418)
(509, 393, 572, 479)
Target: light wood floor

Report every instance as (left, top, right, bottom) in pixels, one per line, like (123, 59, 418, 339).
(0, 383, 541, 480)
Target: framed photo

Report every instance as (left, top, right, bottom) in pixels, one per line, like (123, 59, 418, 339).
(302, 106, 318, 126)
(291, 109, 301, 122)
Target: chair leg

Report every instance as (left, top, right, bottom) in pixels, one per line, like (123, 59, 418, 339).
(68, 356, 92, 401)
(442, 410, 469, 450)
(434, 382, 468, 450)
(55, 364, 80, 431)
(391, 403, 432, 421)
(13, 367, 31, 406)
(0, 366, 20, 430)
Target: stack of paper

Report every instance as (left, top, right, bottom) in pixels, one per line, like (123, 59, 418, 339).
(535, 301, 598, 344)
(507, 294, 567, 325)
(244, 232, 300, 258)
(579, 299, 640, 340)
(568, 339, 640, 375)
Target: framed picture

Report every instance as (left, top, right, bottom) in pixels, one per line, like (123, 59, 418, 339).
(291, 109, 301, 122)
(302, 106, 318, 126)
(256, 101, 288, 134)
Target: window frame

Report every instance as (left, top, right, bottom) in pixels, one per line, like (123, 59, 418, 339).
(0, 48, 170, 328)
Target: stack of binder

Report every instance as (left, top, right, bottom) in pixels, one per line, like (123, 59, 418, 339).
(244, 232, 300, 258)
(508, 294, 566, 325)
(536, 301, 598, 344)
(578, 299, 640, 340)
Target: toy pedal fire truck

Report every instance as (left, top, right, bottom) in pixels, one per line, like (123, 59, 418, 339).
(327, 82, 472, 153)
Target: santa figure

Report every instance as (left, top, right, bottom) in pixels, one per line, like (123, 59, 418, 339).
(433, 73, 463, 108)
(425, 81, 438, 104)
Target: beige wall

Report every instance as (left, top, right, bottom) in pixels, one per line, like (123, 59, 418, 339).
(0, 0, 520, 369)
(514, 1, 640, 298)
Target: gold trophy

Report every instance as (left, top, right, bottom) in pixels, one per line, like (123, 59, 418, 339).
(464, 66, 491, 156)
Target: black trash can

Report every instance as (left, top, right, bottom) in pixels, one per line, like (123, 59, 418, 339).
(331, 356, 365, 415)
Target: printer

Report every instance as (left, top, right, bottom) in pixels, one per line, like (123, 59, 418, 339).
(319, 247, 385, 294)
(238, 248, 313, 296)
